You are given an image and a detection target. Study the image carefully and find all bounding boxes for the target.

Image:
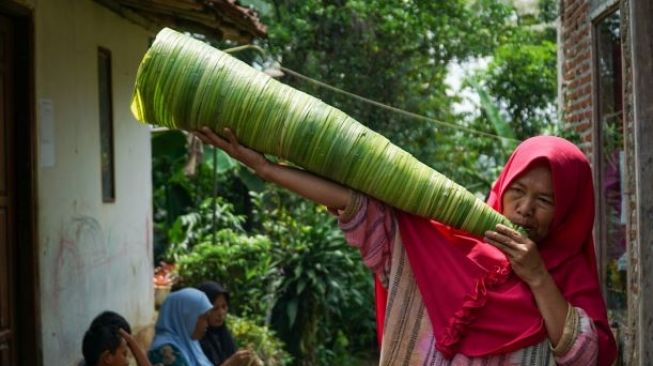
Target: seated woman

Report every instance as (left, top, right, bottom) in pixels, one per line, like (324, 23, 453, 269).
(148, 288, 213, 366)
(196, 281, 257, 366)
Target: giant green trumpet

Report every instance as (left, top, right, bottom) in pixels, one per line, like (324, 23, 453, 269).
(132, 28, 520, 236)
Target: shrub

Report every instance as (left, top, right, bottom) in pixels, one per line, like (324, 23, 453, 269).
(176, 229, 277, 322)
(229, 315, 293, 366)
(251, 187, 377, 365)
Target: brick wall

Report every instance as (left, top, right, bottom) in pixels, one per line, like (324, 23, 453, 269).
(560, 0, 594, 155)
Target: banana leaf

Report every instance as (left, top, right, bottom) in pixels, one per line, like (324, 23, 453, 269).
(131, 28, 522, 237)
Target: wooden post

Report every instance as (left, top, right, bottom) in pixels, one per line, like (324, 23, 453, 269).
(630, 0, 653, 364)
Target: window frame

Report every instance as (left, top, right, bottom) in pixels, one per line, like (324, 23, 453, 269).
(97, 47, 116, 203)
(591, 4, 627, 325)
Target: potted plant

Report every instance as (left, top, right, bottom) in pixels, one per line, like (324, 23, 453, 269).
(153, 262, 176, 308)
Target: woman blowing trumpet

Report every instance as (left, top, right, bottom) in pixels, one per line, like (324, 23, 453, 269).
(194, 127, 616, 366)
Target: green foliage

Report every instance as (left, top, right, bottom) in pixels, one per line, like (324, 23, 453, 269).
(253, 0, 561, 197)
(467, 1, 559, 143)
(482, 37, 557, 138)
(250, 187, 376, 366)
(167, 197, 246, 259)
(538, 0, 559, 23)
(469, 78, 518, 159)
(171, 184, 376, 365)
(152, 129, 258, 262)
(176, 228, 276, 321)
(151, 112, 376, 364)
(152, 130, 193, 261)
(451, 3, 561, 194)
(229, 315, 293, 366)
(261, 0, 516, 182)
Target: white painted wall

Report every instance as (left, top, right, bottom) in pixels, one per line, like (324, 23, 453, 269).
(31, 0, 155, 364)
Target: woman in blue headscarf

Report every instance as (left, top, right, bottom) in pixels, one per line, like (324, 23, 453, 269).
(148, 288, 213, 366)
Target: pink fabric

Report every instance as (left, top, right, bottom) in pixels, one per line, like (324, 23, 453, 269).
(558, 309, 599, 365)
(397, 215, 543, 358)
(339, 197, 392, 347)
(386, 136, 616, 363)
(374, 274, 387, 347)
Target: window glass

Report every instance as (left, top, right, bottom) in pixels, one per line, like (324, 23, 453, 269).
(596, 9, 625, 328)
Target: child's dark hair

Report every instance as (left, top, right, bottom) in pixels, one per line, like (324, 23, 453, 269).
(89, 311, 131, 333)
(82, 311, 131, 365)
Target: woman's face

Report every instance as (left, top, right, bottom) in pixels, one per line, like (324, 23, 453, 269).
(191, 312, 210, 340)
(501, 164, 555, 242)
(208, 294, 229, 327)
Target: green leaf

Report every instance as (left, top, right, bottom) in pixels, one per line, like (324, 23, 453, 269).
(203, 147, 238, 174)
(236, 168, 266, 192)
(469, 78, 517, 155)
(297, 278, 307, 295)
(287, 299, 298, 328)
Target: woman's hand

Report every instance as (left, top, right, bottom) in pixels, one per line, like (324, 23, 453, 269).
(485, 224, 573, 348)
(484, 224, 549, 288)
(193, 126, 351, 210)
(222, 348, 257, 366)
(193, 127, 270, 177)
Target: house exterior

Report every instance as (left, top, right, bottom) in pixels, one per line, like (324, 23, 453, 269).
(559, 0, 652, 364)
(0, 1, 265, 365)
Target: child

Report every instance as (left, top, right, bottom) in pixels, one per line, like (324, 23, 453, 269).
(82, 311, 152, 366)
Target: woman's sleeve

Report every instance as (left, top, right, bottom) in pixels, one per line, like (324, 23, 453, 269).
(337, 191, 396, 285)
(147, 344, 189, 366)
(553, 307, 599, 365)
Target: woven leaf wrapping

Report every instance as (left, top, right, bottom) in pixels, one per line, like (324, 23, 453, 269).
(132, 28, 520, 237)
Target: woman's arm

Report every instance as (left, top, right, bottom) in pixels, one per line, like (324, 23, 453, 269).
(556, 307, 598, 365)
(193, 127, 350, 211)
(484, 224, 568, 347)
(527, 268, 569, 348)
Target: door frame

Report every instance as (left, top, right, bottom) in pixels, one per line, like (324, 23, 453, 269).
(0, 2, 40, 365)
(630, 0, 653, 363)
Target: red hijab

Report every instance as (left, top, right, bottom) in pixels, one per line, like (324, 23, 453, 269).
(376, 136, 616, 364)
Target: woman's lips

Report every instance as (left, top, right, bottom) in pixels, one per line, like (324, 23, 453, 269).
(511, 220, 535, 234)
